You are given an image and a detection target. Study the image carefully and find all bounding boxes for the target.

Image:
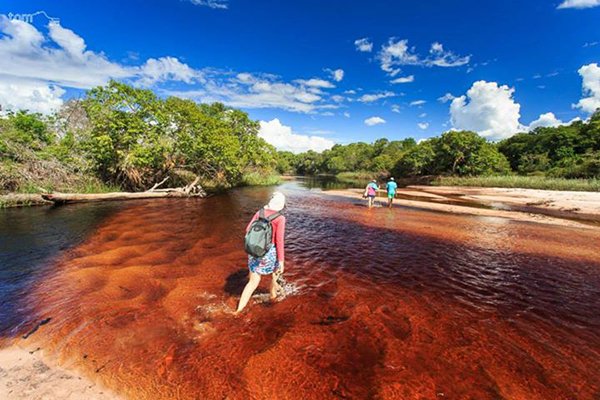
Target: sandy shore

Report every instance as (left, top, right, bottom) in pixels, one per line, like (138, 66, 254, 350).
(0, 345, 122, 400)
(324, 186, 600, 229)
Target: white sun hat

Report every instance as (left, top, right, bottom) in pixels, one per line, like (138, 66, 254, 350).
(266, 191, 286, 211)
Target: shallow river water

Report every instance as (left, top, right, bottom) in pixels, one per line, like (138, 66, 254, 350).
(1, 181, 600, 399)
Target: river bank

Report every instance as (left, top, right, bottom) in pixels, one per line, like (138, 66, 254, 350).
(0, 345, 121, 400)
(323, 185, 600, 229)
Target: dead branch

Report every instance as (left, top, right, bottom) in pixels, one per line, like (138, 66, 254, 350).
(146, 176, 170, 192)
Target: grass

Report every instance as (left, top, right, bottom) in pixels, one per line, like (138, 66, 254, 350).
(432, 175, 600, 192)
(241, 172, 282, 186)
(336, 171, 380, 182)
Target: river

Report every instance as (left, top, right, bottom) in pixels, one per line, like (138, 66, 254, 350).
(1, 180, 599, 399)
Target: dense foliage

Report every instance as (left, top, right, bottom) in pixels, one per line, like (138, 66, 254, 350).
(286, 112, 600, 180)
(0, 81, 279, 193)
(497, 113, 600, 179)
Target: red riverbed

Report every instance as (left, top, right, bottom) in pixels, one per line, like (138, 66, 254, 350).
(17, 182, 600, 399)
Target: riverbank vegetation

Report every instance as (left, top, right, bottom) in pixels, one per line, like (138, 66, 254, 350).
(283, 111, 600, 191)
(0, 81, 280, 202)
(432, 176, 600, 192)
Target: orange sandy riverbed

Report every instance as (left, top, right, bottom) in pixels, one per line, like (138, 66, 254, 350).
(1, 182, 599, 399)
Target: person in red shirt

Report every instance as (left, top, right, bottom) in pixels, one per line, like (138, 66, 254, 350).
(236, 192, 286, 313)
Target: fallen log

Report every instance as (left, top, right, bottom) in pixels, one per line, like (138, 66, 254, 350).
(0, 193, 52, 208)
(41, 189, 205, 205)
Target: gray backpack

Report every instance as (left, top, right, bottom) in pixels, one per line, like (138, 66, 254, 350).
(244, 209, 281, 258)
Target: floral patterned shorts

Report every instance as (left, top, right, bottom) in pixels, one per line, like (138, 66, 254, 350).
(248, 245, 279, 275)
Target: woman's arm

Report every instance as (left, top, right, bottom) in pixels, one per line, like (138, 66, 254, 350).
(275, 216, 286, 266)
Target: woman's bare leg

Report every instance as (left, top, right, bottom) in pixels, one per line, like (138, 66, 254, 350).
(270, 272, 282, 300)
(236, 272, 261, 313)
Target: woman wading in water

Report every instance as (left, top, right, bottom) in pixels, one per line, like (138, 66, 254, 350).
(236, 192, 286, 313)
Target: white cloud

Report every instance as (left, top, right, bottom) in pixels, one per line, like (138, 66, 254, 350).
(295, 78, 335, 88)
(343, 111, 350, 118)
(557, 0, 600, 9)
(364, 116, 386, 126)
(391, 75, 414, 84)
(419, 113, 427, 118)
(377, 38, 470, 76)
(410, 100, 426, 106)
(0, 79, 65, 114)
(418, 122, 429, 130)
(259, 119, 334, 153)
(437, 93, 456, 103)
(169, 71, 337, 113)
(358, 91, 395, 103)
(354, 38, 373, 52)
(0, 17, 132, 89)
(427, 42, 471, 67)
(450, 80, 523, 140)
(527, 112, 565, 130)
(138, 56, 201, 86)
(391, 105, 401, 113)
(330, 69, 344, 82)
(188, 0, 229, 9)
(574, 63, 600, 114)
(0, 16, 203, 112)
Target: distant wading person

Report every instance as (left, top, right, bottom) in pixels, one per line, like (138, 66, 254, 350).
(364, 180, 379, 208)
(386, 177, 398, 208)
(236, 192, 286, 313)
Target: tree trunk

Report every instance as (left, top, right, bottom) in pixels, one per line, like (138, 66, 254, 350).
(41, 189, 205, 205)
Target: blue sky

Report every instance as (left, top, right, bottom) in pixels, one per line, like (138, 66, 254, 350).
(1, 0, 599, 152)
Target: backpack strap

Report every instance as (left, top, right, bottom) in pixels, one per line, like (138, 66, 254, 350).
(258, 208, 265, 220)
(266, 211, 281, 222)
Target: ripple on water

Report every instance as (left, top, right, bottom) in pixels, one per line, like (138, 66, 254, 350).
(3, 183, 600, 399)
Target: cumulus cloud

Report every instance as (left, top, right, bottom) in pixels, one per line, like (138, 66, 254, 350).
(354, 38, 373, 52)
(527, 112, 565, 130)
(418, 122, 429, 130)
(391, 75, 414, 84)
(0, 17, 132, 89)
(0, 15, 344, 114)
(258, 119, 334, 153)
(364, 116, 386, 126)
(0, 16, 202, 112)
(377, 38, 470, 76)
(358, 91, 395, 103)
(138, 56, 201, 86)
(450, 81, 523, 140)
(188, 0, 229, 9)
(410, 100, 426, 106)
(557, 0, 600, 9)
(0, 79, 65, 114)
(329, 69, 344, 82)
(574, 63, 600, 114)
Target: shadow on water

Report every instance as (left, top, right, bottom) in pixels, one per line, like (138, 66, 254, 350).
(0, 202, 126, 336)
(223, 269, 247, 296)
